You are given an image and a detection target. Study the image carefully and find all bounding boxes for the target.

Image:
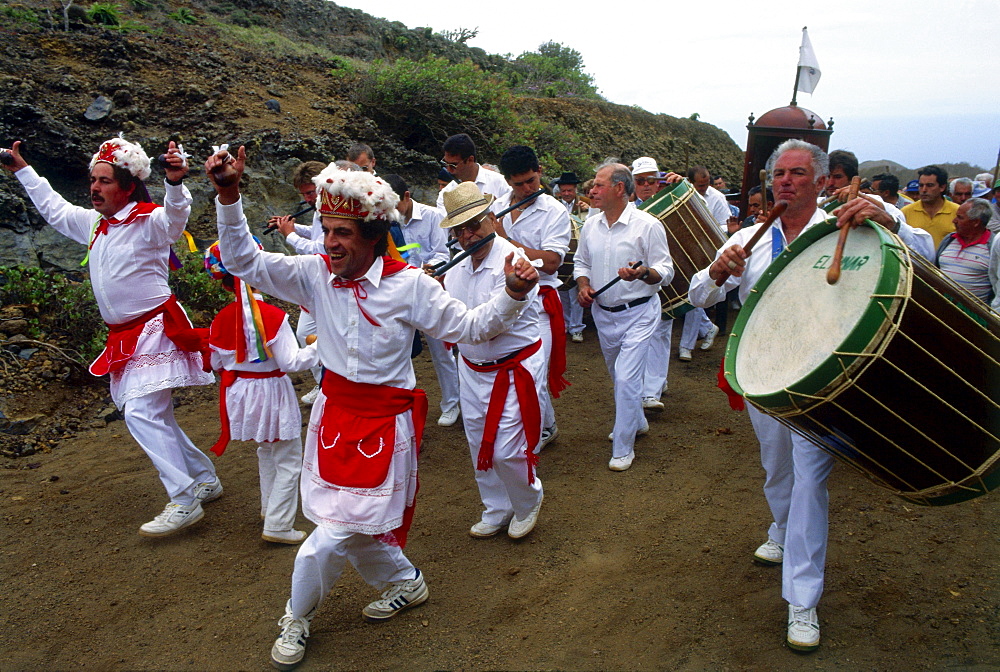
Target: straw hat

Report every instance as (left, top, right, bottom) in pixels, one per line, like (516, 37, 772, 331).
(439, 182, 496, 229)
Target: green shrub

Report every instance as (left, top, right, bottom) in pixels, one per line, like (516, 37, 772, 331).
(127, 0, 153, 9)
(353, 56, 517, 155)
(86, 2, 122, 26)
(507, 42, 601, 100)
(166, 248, 230, 320)
(167, 7, 197, 24)
(0, 266, 106, 362)
(1, 5, 40, 24)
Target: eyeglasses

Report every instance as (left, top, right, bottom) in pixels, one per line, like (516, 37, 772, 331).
(440, 158, 464, 170)
(453, 215, 485, 236)
(634, 177, 661, 186)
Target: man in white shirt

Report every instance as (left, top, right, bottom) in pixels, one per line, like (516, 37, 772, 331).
(1, 137, 219, 537)
(269, 160, 327, 403)
(383, 173, 462, 427)
(207, 147, 540, 670)
(441, 182, 546, 540)
(553, 171, 588, 342)
(495, 145, 572, 449)
(436, 133, 512, 211)
(575, 161, 674, 472)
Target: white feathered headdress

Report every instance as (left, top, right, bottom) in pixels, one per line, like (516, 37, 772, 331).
(314, 165, 401, 222)
(89, 133, 151, 181)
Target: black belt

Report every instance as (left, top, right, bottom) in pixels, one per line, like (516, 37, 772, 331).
(468, 344, 531, 368)
(598, 295, 652, 313)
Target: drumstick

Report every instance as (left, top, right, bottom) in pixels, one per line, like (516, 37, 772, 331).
(714, 201, 788, 286)
(826, 176, 862, 285)
(759, 169, 768, 219)
(591, 261, 644, 299)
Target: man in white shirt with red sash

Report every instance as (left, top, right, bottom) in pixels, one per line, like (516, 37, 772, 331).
(205, 147, 539, 671)
(441, 182, 546, 540)
(574, 161, 674, 472)
(1, 137, 219, 538)
(495, 145, 572, 449)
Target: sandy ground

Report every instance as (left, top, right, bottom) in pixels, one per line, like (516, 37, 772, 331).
(2, 315, 999, 671)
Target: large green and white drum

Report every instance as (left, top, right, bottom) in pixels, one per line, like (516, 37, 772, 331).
(725, 220, 1000, 506)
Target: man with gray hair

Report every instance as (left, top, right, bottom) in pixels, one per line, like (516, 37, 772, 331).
(950, 177, 974, 205)
(938, 198, 994, 303)
(574, 161, 673, 472)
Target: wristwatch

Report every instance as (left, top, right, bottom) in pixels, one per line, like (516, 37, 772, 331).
(639, 266, 650, 281)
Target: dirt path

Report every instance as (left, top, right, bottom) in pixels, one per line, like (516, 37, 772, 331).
(2, 321, 999, 671)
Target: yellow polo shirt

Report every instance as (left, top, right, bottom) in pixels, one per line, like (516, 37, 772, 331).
(902, 199, 959, 247)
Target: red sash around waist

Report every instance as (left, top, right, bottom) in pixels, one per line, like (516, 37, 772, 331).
(538, 286, 569, 398)
(211, 369, 287, 456)
(462, 339, 542, 485)
(317, 370, 428, 548)
(90, 295, 209, 377)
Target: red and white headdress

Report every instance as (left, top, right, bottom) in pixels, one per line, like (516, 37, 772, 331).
(314, 165, 400, 223)
(89, 133, 152, 181)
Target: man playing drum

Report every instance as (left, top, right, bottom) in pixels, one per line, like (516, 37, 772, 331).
(575, 161, 673, 472)
(689, 139, 935, 652)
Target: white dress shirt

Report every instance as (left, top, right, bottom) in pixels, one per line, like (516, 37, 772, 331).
(285, 210, 325, 255)
(700, 185, 733, 230)
(500, 193, 571, 289)
(216, 197, 530, 390)
(573, 203, 674, 307)
(437, 165, 513, 212)
(16, 166, 191, 325)
(445, 237, 540, 363)
(401, 201, 449, 268)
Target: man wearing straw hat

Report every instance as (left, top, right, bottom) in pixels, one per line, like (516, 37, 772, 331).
(0, 136, 220, 538)
(205, 146, 540, 670)
(575, 160, 674, 472)
(441, 181, 546, 540)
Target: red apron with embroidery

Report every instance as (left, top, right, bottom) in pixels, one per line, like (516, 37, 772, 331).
(317, 371, 428, 489)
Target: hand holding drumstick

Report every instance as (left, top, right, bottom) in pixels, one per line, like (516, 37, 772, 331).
(826, 176, 861, 285)
(709, 201, 788, 286)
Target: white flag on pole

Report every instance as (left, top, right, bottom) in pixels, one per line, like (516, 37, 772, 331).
(797, 27, 821, 94)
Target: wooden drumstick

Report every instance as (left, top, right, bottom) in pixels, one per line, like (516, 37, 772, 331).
(759, 169, 768, 219)
(714, 201, 788, 286)
(826, 176, 862, 285)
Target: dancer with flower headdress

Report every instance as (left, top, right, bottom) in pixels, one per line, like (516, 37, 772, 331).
(205, 145, 540, 670)
(204, 239, 318, 544)
(0, 136, 219, 537)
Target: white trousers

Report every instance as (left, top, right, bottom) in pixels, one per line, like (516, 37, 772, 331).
(425, 336, 461, 414)
(642, 317, 673, 399)
(537, 308, 556, 429)
(458, 350, 546, 526)
(747, 406, 835, 609)
(560, 287, 585, 334)
(680, 307, 713, 350)
(289, 526, 416, 618)
(258, 438, 303, 533)
(295, 310, 322, 385)
(593, 298, 660, 458)
(122, 389, 216, 506)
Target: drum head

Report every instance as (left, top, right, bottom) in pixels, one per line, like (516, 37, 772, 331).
(725, 221, 906, 411)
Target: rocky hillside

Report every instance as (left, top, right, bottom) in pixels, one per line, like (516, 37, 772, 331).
(0, 0, 743, 271)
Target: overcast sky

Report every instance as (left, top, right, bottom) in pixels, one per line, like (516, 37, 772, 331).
(337, 0, 998, 173)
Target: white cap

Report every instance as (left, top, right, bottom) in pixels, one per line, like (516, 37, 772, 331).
(631, 156, 659, 176)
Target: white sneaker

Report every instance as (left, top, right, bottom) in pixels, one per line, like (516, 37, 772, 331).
(138, 502, 204, 537)
(700, 324, 720, 350)
(263, 529, 308, 545)
(753, 539, 784, 566)
(470, 519, 507, 538)
(300, 385, 320, 405)
(678, 347, 693, 361)
(642, 396, 664, 412)
(608, 453, 635, 471)
(437, 406, 460, 427)
(362, 569, 429, 622)
(570, 332, 584, 343)
(508, 494, 543, 539)
(786, 605, 820, 651)
(607, 422, 648, 441)
(538, 425, 558, 450)
(194, 478, 223, 504)
(270, 601, 312, 670)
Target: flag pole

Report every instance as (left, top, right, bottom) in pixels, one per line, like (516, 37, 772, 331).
(791, 26, 806, 106)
